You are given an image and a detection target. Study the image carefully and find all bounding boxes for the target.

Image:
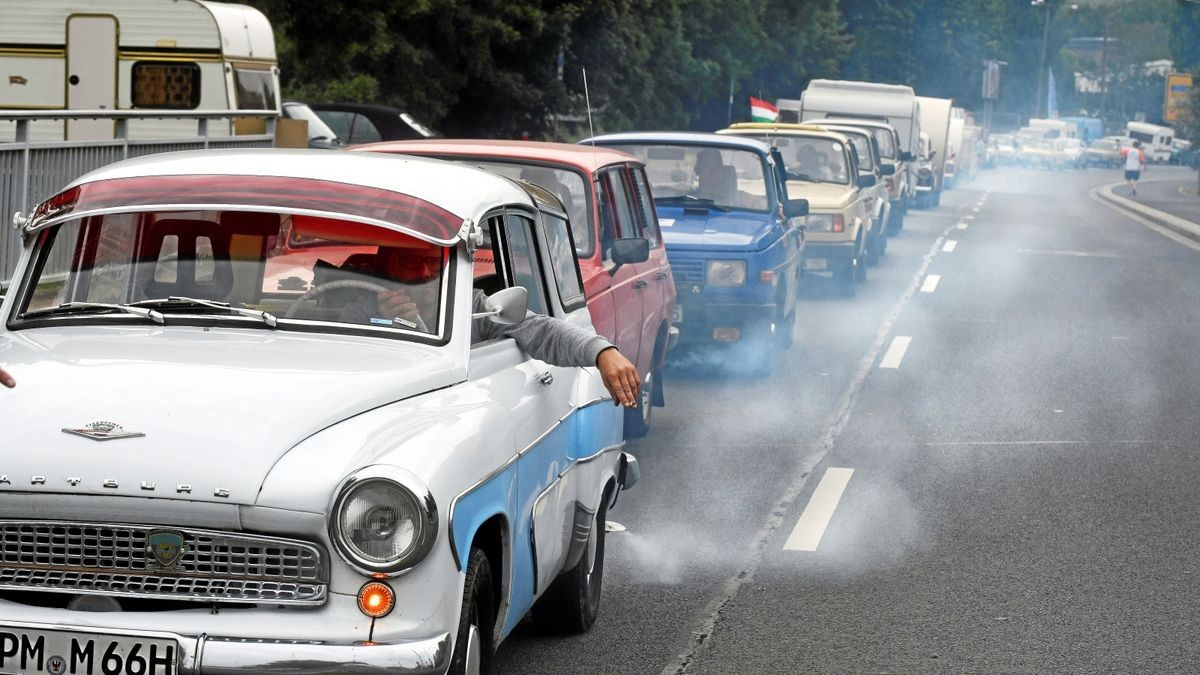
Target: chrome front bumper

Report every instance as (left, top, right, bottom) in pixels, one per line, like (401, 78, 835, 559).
(0, 620, 450, 674)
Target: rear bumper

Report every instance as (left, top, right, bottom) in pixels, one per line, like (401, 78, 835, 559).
(0, 619, 450, 674)
(673, 300, 776, 346)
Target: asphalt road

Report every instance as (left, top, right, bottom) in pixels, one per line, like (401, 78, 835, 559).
(493, 164, 1200, 674)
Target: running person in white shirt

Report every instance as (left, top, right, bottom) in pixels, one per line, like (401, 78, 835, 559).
(1123, 140, 1147, 196)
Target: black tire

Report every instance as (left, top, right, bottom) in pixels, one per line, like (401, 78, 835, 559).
(854, 238, 868, 284)
(532, 490, 609, 633)
(623, 368, 655, 438)
(887, 204, 905, 235)
(450, 548, 496, 675)
(775, 305, 795, 350)
(836, 259, 857, 297)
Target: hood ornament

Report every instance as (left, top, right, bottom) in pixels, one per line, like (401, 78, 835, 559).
(62, 421, 145, 441)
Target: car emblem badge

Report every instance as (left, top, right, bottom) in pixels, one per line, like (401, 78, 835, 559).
(62, 420, 145, 441)
(146, 531, 186, 568)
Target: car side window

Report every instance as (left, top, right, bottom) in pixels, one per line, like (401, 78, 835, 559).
(349, 114, 382, 144)
(502, 214, 548, 316)
(542, 212, 585, 311)
(605, 169, 640, 239)
(595, 175, 616, 262)
(317, 111, 352, 140)
(629, 166, 661, 248)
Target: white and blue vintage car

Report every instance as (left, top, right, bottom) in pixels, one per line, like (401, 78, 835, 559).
(0, 150, 638, 674)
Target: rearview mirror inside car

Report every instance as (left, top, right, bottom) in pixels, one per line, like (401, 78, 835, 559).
(611, 237, 650, 266)
(783, 199, 809, 218)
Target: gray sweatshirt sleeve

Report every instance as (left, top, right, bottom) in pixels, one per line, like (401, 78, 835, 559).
(471, 289, 614, 367)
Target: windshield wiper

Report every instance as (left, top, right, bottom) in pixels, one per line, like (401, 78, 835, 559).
(23, 302, 165, 324)
(654, 195, 731, 212)
(129, 297, 278, 328)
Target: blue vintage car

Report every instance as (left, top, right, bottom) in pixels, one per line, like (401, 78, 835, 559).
(581, 132, 806, 374)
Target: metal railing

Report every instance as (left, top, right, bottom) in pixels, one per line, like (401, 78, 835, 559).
(1, 109, 278, 285)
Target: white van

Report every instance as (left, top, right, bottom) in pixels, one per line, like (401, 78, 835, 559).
(1125, 122, 1174, 163)
(915, 95, 951, 206)
(0, 0, 279, 141)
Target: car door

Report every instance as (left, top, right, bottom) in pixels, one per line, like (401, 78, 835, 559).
(628, 164, 673, 369)
(466, 212, 574, 629)
(596, 169, 645, 372)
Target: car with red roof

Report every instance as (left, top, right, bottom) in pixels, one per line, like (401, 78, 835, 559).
(352, 140, 677, 437)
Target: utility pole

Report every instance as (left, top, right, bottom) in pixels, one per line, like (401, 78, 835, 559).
(1034, 1, 1052, 119)
(1099, 17, 1110, 128)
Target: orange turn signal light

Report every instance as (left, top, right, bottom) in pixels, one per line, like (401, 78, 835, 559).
(357, 581, 395, 619)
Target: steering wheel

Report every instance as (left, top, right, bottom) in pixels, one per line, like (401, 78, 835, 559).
(284, 279, 428, 331)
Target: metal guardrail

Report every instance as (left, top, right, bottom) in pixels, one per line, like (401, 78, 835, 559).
(1, 110, 278, 285)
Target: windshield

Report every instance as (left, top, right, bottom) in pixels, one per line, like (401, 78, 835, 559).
(772, 137, 851, 184)
(13, 210, 449, 337)
(607, 144, 771, 212)
(839, 133, 874, 171)
(285, 103, 342, 143)
(465, 161, 593, 257)
(867, 128, 897, 159)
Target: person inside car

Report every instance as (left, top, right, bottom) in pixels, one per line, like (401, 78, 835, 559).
(0, 367, 12, 389)
(338, 244, 641, 407)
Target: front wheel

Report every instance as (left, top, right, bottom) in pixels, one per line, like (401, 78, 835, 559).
(449, 548, 496, 675)
(836, 259, 857, 297)
(532, 490, 609, 633)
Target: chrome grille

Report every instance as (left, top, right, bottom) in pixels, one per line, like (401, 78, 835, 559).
(0, 521, 327, 605)
(671, 258, 705, 284)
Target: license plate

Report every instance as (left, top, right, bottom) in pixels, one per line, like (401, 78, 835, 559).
(803, 259, 828, 271)
(0, 627, 177, 675)
(671, 305, 683, 324)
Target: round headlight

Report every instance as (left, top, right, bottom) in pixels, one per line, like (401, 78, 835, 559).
(331, 472, 437, 575)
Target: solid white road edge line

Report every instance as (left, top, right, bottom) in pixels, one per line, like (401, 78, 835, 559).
(921, 274, 941, 293)
(783, 468, 855, 552)
(943, 240, 958, 252)
(879, 335, 912, 368)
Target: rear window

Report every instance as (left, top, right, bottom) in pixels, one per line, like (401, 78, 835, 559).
(467, 161, 592, 258)
(131, 62, 200, 109)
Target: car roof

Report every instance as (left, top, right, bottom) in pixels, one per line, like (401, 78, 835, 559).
(308, 102, 406, 114)
(807, 118, 898, 133)
(582, 131, 772, 154)
(353, 139, 638, 172)
(42, 149, 534, 241)
(719, 125, 849, 143)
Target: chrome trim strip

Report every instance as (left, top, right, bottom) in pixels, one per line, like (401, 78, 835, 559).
(446, 397, 609, 570)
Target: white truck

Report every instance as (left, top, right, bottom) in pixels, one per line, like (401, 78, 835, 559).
(915, 95, 951, 207)
(1125, 121, 1174, 163)
(779, 80, 922, 230)
(0, 0, 280, 141)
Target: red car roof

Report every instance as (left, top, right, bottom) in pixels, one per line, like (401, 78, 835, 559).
(352, 139, 638, 172)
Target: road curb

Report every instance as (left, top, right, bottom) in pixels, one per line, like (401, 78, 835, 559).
(1096, 181, 1200, 243)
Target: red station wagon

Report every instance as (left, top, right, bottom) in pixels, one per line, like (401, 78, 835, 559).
(353, 140, 678, 437)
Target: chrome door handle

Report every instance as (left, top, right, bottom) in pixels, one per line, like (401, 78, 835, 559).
(537, 371, 554, 386)
(633, 280, 649, 290)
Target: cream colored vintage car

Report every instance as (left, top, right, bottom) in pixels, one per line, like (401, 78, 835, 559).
(0, 149, 639, 674)
(719, 124, 877, 297)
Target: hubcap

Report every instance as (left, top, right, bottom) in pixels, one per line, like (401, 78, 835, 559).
(639, 374, 652, 423)
(465, 624, 481, 675)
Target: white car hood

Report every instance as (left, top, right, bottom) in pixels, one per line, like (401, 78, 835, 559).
(0, 325, 463, 505)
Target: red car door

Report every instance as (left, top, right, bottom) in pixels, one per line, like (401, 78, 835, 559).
(627, 164, 674, 371)
(596, 169, 645, 372)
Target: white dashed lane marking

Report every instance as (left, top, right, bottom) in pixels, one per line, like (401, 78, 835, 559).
(943, 240, 958, 252)
(957, 222, 968, 230)
(921, 274, 941, 293)
(783, 468, 855, 552)
(879, 335, 912, 369)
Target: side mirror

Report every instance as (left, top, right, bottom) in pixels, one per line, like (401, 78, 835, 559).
(879, 163, 897, 176)
(856, 174, 877, 189)
(783, 199, 809, 218)
(611, 237, 650, 267)
(901, 151, 916, 162)
(473, 286, 528, 325)
(929, 150, 937, 160)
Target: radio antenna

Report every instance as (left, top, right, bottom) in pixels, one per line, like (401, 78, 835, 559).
(582, 67, 597, 150)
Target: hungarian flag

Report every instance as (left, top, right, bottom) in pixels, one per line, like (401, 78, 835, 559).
(750, 97, 778, 123)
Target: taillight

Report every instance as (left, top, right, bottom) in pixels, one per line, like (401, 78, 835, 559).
(886, 176, 896, 191)
(832, 215, 845, 233)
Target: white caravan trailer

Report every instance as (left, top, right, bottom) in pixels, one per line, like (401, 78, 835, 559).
(0, 0, 279, 141)
(1027, 118, 1076, 140)
(915, 95, 951, 206)
(1125, 121, 1174, 163)
(944, 107, 966, 188)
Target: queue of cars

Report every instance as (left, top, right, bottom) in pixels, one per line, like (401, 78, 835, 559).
(0, 81, 927, 675)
